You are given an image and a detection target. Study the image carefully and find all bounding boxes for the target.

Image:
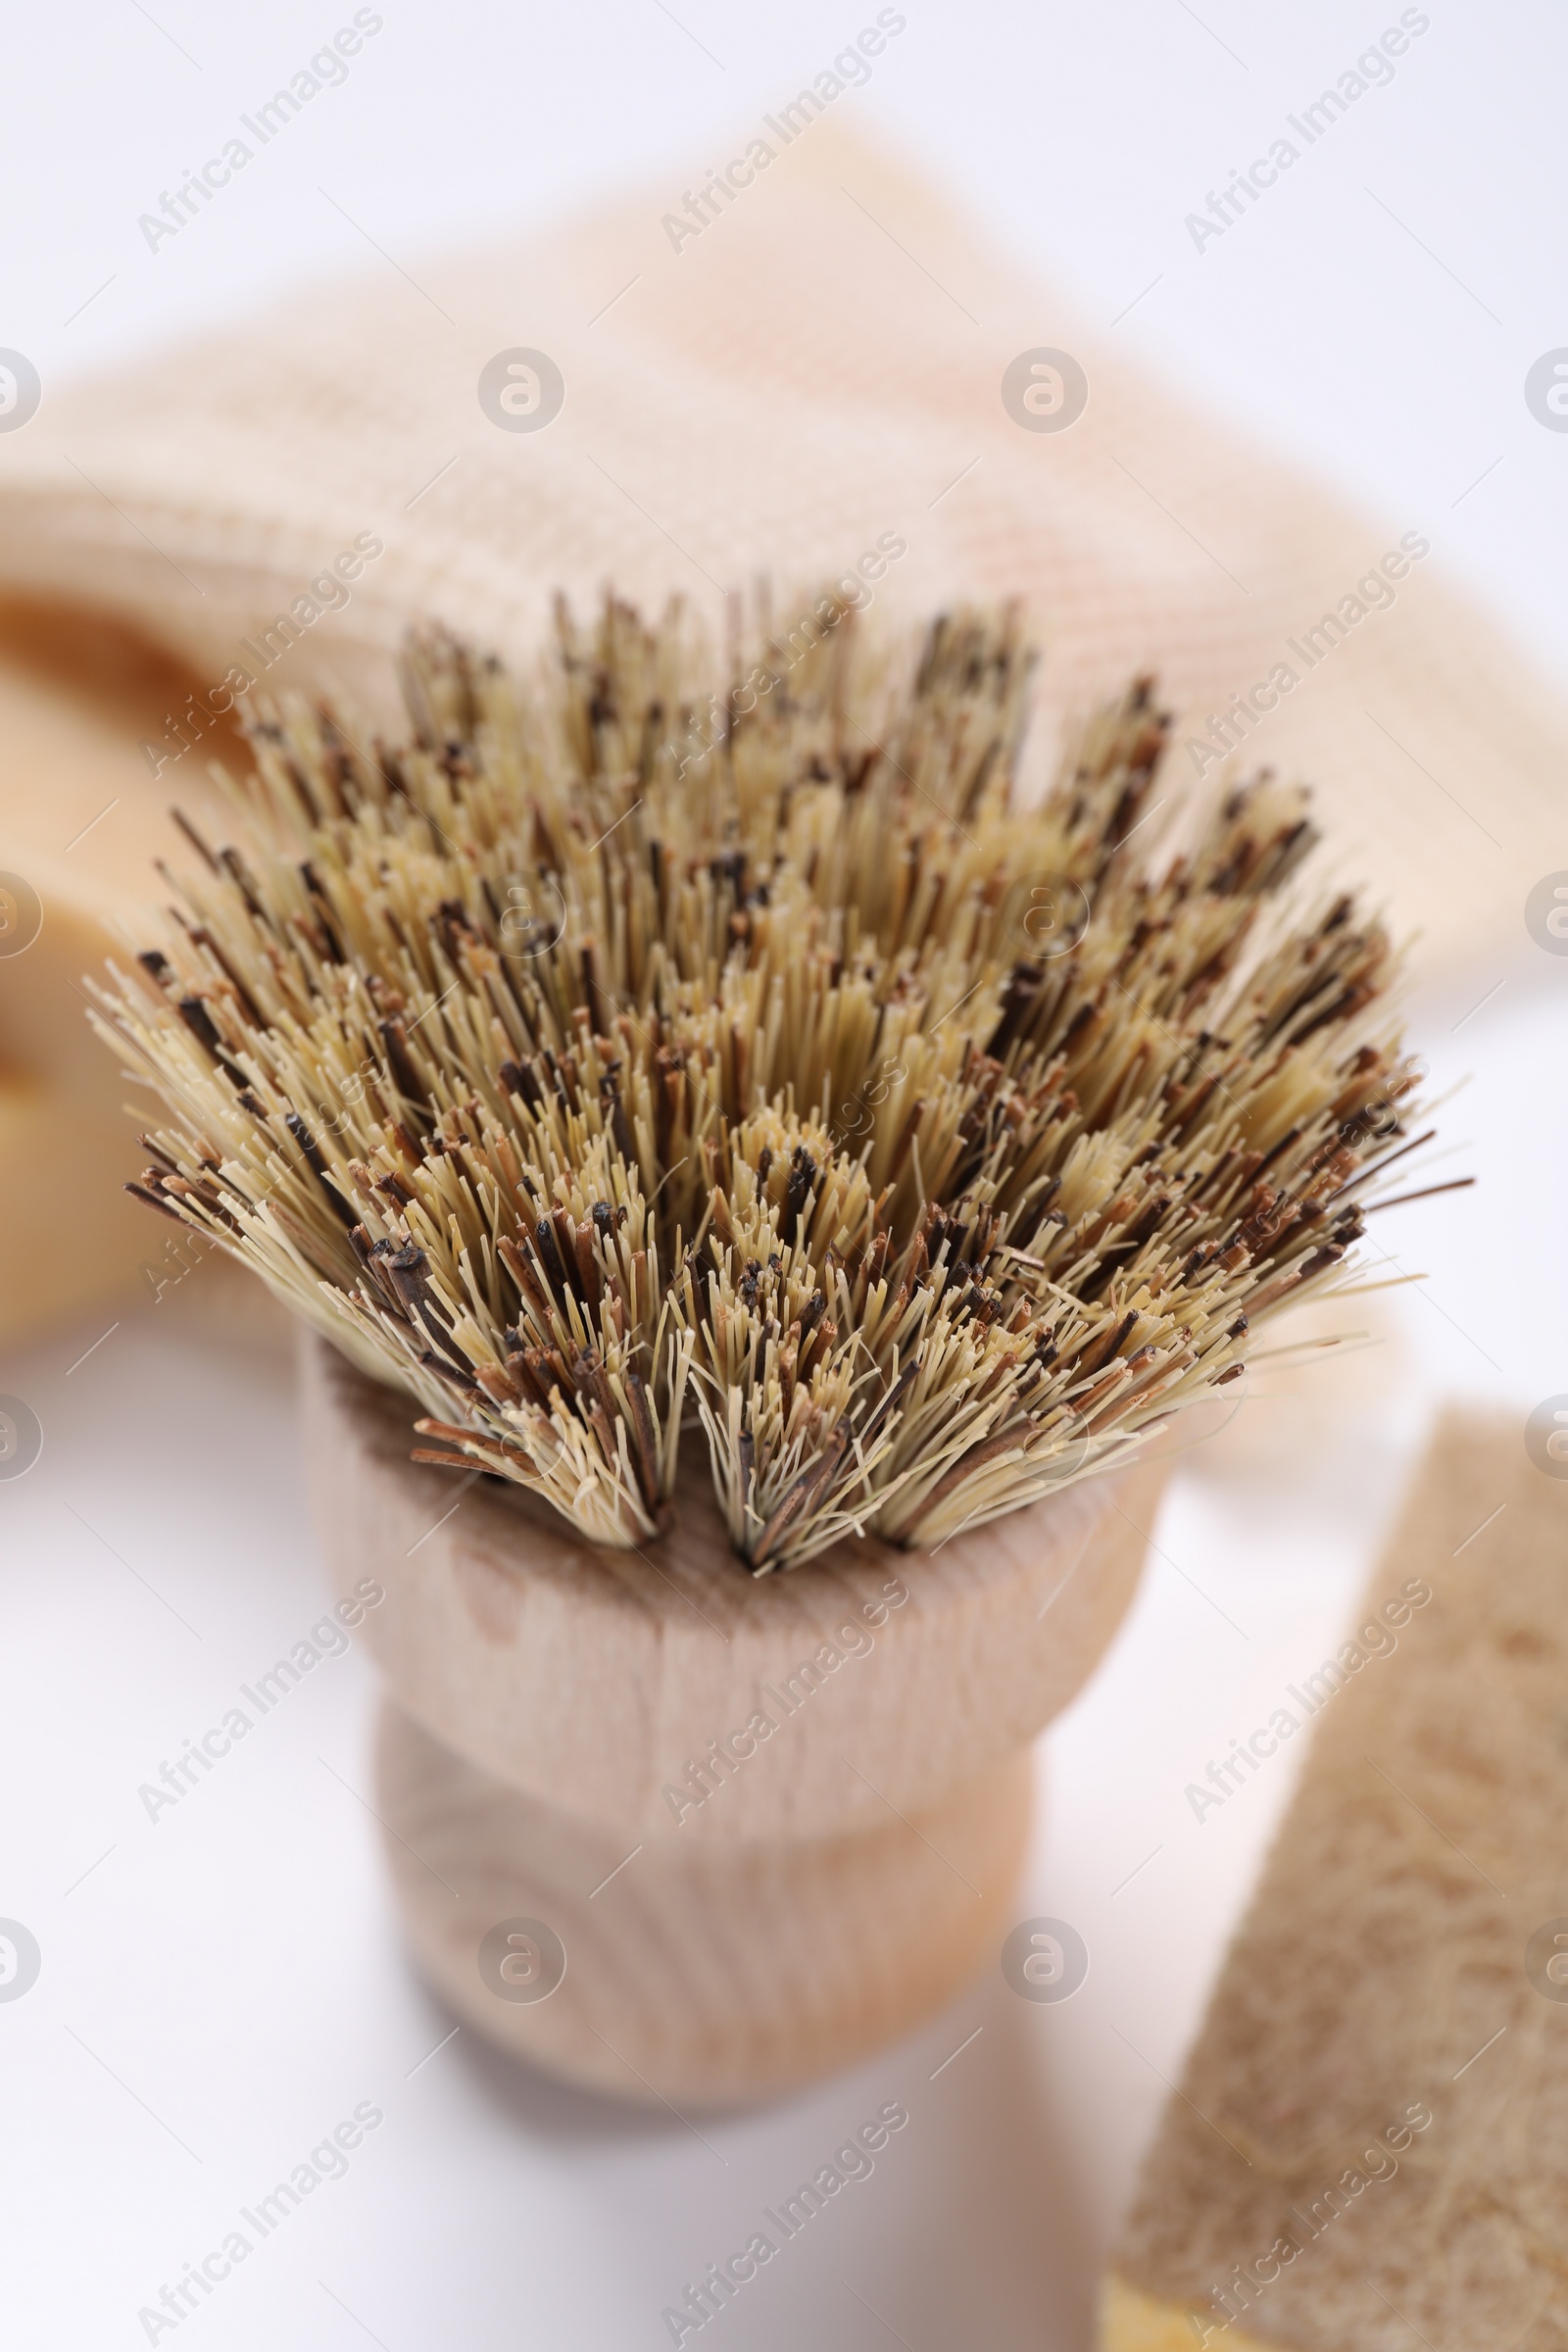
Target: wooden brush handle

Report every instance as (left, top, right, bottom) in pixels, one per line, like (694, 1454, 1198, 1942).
(304, 1335, 1160, 2096)
(304, 1336, 1160, 1845)
(377, 1698, 1033, 2106)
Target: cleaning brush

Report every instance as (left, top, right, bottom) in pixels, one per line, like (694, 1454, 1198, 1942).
(93, 591, 1422, 1570)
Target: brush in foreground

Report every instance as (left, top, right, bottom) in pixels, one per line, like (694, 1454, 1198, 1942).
(95, 593, 1423, 1569)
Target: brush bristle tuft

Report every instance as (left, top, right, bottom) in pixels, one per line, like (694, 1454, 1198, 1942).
(95, 591, 1421, 1570)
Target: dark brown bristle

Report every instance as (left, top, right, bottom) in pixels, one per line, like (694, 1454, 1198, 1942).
(91, 588, 1428, 1569)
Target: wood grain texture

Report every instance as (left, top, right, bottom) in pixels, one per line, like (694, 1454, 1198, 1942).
(377, 1696, 1033, 2106)
(305, 1334, 1162, 1844)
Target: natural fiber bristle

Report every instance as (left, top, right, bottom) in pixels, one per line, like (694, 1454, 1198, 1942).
(94, 589, 1423, 1570)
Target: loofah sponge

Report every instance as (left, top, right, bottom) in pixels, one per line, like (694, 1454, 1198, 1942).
(1102, 1410, 1568, 2352)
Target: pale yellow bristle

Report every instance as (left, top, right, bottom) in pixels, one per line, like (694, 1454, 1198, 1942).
(92, 593, 1422, 1570)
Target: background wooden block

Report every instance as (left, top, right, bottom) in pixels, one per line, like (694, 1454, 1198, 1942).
(0, 598, 240, 1342)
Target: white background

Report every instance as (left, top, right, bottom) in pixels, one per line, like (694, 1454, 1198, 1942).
(3, 5, 1566, 2347)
